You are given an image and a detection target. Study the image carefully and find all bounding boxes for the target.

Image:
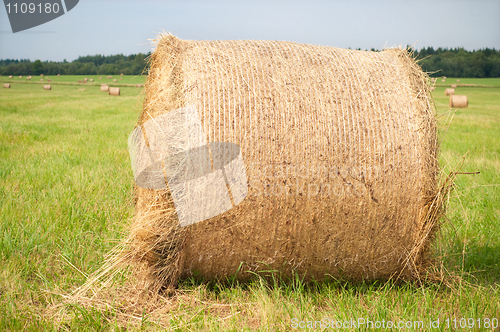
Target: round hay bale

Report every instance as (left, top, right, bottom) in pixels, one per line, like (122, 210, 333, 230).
(441, 79, 445, 82)
(27, 77, 31, 80)
(43, 85, 51, 90)
(444, 88, 455, 96)
(127, 35, 442, 290)
(40, 79, 44, 82)
(100, 85, 109, 92)
(40, 74, 43, 76)
(449, 95, 468, 108)
(456, 79, 460, 82)
(57, 74, 61, 76)
(3, 83, 10, 88)
(99, 77, 102, 79)
(47, 79, 51, 82)
(78, 80, 82, 83)
(451, 84, 457, 88)
(90, 79, 94, 82)
(19, 75, 22, 78)
(119, 77, 123, 80)
(109, 87, 120, 95)
(8, 75, 12, 78)
(121, 73, 124, 76)
(443, 76, 446, 79)
(136, 84, 142, 88)
(113, 79, 117, 82)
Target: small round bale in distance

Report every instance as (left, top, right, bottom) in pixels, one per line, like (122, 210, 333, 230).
(136, 84, 142, 88)
(109, 87, 120, 95)
(451, 84, 457, 88)
(128, 35, 442, 290)
(430, 87, 435, 91)
(441, 79, 445, 82)
(3, 83, 10, 88)
(457, 79, 460, 82)
(43, 85, 51, 90)
(57, 74, 60, 76)
(90, 79, 94, 82)
(449, 95, 468, 108)
(100, 85, 109, 92)
(445, 88, 455, 96)
(8, 75, 12, 78)
(19, 76, 22, 78)
(40, 79, 43, 82)
(113, 79, 117, 82)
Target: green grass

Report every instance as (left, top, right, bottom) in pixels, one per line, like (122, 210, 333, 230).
(433, 77, 500, 87)
(0, 78, 499, 330)
(1, 74, 146, 86)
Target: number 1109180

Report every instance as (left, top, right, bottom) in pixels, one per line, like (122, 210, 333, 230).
(5, 3, 60, 14)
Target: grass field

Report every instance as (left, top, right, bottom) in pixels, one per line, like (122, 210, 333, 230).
(1, 74, 146, 86)
(0, 78, 499, 330)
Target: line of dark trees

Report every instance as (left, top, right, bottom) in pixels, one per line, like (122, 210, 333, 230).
(1, 47, 499, 78)
(0, 53, 151, 76)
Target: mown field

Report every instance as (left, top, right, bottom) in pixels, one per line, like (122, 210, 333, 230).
(0, 74, 146, 86)
(0, 78, 499, 330)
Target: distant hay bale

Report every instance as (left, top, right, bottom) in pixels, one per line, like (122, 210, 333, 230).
(121, 73, 124, 76)
(109, 87, 120, 95)
(113, 79, 117, 82)
(40, 74, 43, 76)
(451, 84, 457, 88)
(43, 85, 51, 90)
(443, 76, 446, 79)
(119, 77, 123, 80)
(3, 83, 10, 88)
(100, 85, 109, 92)
(84, 78, 88, 81)
(99, 77, 102, 79)
(90, 79, 94, 82)
(456, 79, 460, 82)
(136, 84, 142, 88)
(444, 88, 455, 96)
(27, 77, 31, 80)
(449, 95, 468, 108)
(125, 35, 442, 291)
(47, 79, 51, 82)
(9, 75, 12, 78)
(57, 74, 61, 76)
(40, 79, 43, 82)
(19, 76, 22, 78)
(78, 80, 82, 83)
(441, 79, 445, 82)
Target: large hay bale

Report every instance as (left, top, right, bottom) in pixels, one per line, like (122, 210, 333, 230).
(449, 95, 468, 108)
(109, 87, 120, 95)
(43, 85, 51, 90)
(128, 35, 441, 290)
(444, 88, 455, 96)
(3, 83, 10, 88)
(100, 85, 109, 92)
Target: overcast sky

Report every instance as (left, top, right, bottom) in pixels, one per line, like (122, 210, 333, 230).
(1, 0, 499, 61)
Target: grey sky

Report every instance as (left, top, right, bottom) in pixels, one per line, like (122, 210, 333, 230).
(1, 0, 499, 61)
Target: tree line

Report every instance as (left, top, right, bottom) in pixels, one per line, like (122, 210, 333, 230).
(1, 47, 499, 78)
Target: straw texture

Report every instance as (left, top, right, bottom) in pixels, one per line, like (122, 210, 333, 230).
(127, 35, 441, 291)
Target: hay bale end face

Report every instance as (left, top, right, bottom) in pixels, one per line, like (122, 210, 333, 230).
(100, 85, 109, 92)
(445, 88, 455, 96)
(129, 35, 441, 289)
(449, 95, 468, 108)
(113, 79, 117, 82)
(19, 76, 22, 78)
(451, 84, 457, 88)
(43, 85, 51, 90)
(136, 84, 142, 88)
(108, 87, 120, 95)
(8, 75, 12, 78)
(3, 83, 10, 88)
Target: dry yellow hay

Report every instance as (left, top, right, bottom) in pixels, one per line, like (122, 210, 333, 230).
(43, 85, 51, 90)
(3, 83, 10, 88)
(136, 84, 142, 88)
(109, 87, 120, 95)
(445, 88, 455, 96)
(449, 95, 468, 108)
(451, 84, 457, 88)
(8, 75, 12, 78)
(118, 34, 443, 292)
(100, 85, 109, 92)
(430, 87, 435, 91)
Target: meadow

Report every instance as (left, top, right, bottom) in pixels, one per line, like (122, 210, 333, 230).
(0, 78, 499, 330)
